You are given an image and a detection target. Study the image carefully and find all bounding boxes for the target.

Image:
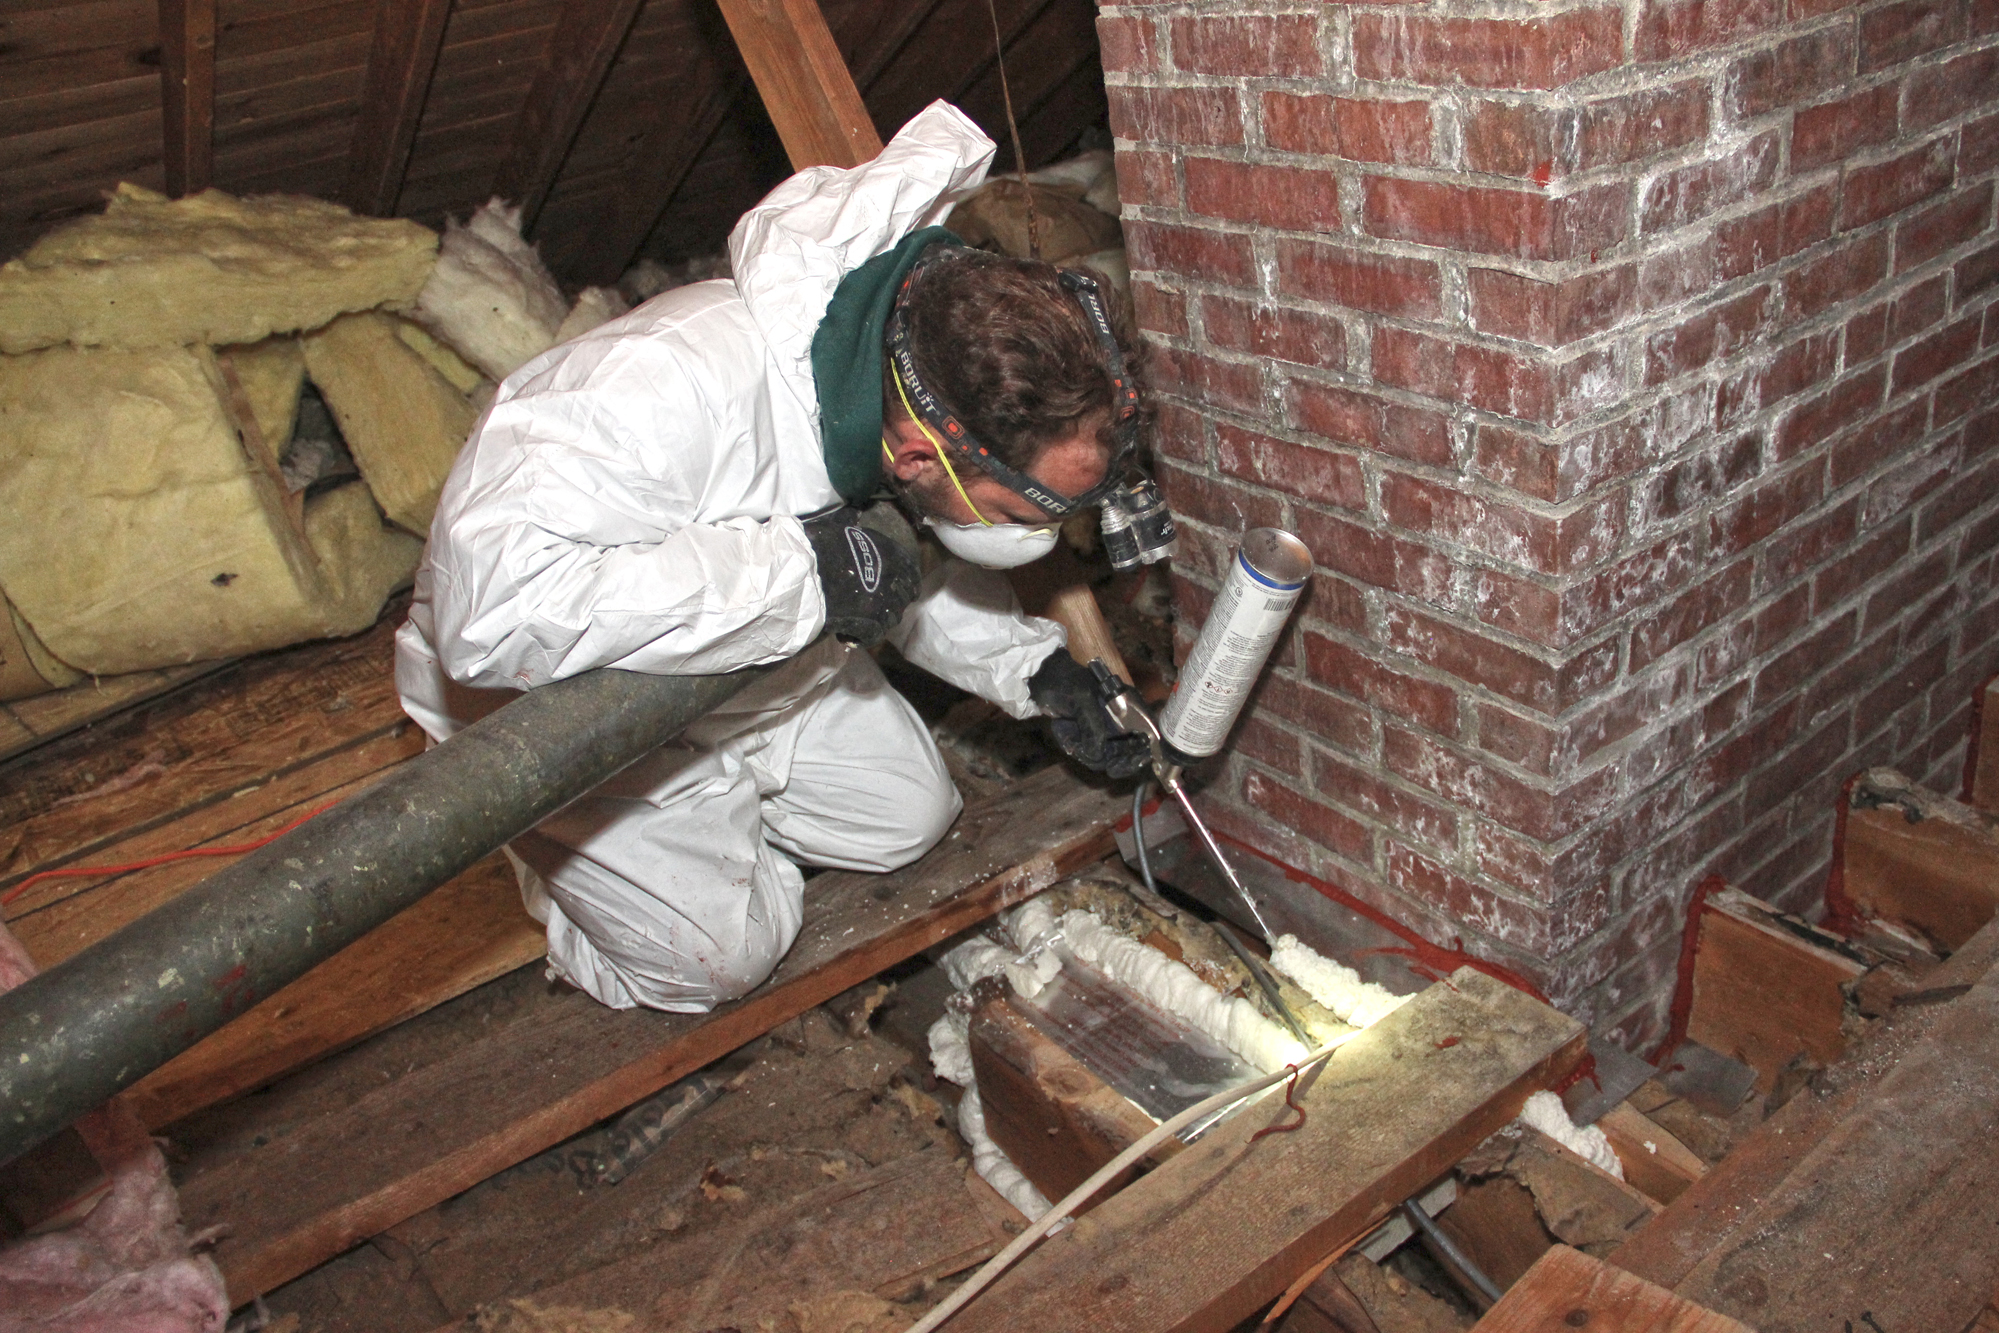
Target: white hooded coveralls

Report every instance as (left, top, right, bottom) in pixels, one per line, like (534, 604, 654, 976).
(395, 103, 1068, 1013)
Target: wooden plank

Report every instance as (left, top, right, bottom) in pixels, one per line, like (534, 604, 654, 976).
(967, 979, 1168, 1204)
(1841, 768, 1999, 951)
(946, 968, 1586, 1333)
(1686, 885, 1867, 1093)
(123, 852, 542, 1129)
(0, 663, 224, 763)
(1664, 949, 1999, 1331)
(563, 57, 743, 284)
(489, 0, 643, 227)
(1969, 674, 1999, 811)
(175, 762, 1125, 1302)
(341, 0, 451, 214)
(159, 0, 217, 195)
(1474, 1246, 1751, 1332)
(1597, 1102, 1705, 1207)
(1614, 916, 1999, 1293)
(716, 0, 881, 171)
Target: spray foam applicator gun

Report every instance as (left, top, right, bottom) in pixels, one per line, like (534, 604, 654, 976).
(1086, 527, 1317, 1044)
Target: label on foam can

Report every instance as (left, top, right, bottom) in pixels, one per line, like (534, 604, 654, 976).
(1160, 530, 1310, 758)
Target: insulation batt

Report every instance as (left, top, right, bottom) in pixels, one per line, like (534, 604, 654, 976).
(1268, 934, 1411, 1029)
(1516, 1090, 1624, 1179)
(0, 183, 436, 354)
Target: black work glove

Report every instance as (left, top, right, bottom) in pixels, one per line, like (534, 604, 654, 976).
(802, 506, 921, 647)
(1028, 650, 1152, 779)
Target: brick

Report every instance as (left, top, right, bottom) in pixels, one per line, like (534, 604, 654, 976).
(1152, 347, 1265, 416)
(1125, 220, 1256, 287)
(1963, 111, 1999, 173)
(1203, 296, 1345, 370)
(1184, 157, 1339, 233)
(1111, 149, 1177, 211)
(1385, 844, 1559, 954)
(1262, 94, 1432, 165)
(1812, 518, 1914, 614)
(1240, 769, 1372, 861)
(1631, 558, 1755, 669)
(1865, 550, 1954, 634)
(1151, 399, 1206, 464)
(1560, 533, 1706, 643)
(1775, 366, 1888, 459)
(1157, 458, 1287, 533)
(1785, 231, 1890, 322)
(1645, 286, 1775, 384)
(1793, 84, 1901, 173)
(1384, 726, 1621, 842)
(1936, 353, 1999, 424)
(1713, 184, 1841, 280)
(1382, 471, 1625, 574)
(1895, 184, 1995, 273)
(1639, 0, 1781, 60)
(1845, 302, 1892, 363)
(1641, 132, 1781, 234)
(1303, 571, 1371, 636)
(1366, 178, 1627, 260)
(1353, 8, 1623, 90)
(1107, 85, 1243, 148)
(1474, 567, 1565, 642)
(1905, 48, 1999, 131)
(1215, 423, 1364, 509)
(1253, 673, 1374, 756)
(1293, 512, 1454, 603)
(1467, 265, 1636, 346)
(1954, 240, 1999, 303)
(1723, 330, 1839, 419)
(1314, 748, 1460, 852)
(1374, 327, 1625, 427)
(1286, 379, 1453, 467)
(1727, 27, 1858, 119)
(1894, 313, 1985, 393)
(1859, 0, 1968, 72)
(1861, 437, 1957, 526)
(1275, 240, 1442, 319)
(1754, 611, 1858, 706)
(1170, 14, 1321, 77)
(1462, 83, 1710, 181)
(1095, 15, 1160, 75)
(1840, 136, 1958, 232)
(1641, 433, 1765, 524)
(1891, 275, 1949, 342)
(1710, 460, 1827, 553)
(1760, 499, 1861, 592)
(1132, 281, 1188, 343)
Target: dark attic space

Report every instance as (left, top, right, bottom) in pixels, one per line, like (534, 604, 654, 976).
(1, 0, 1998, 1330)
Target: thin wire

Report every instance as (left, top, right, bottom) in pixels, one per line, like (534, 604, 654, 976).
(2, 803, 335, 908)
(984, 0, 1039, 259)
(907, 1032, 1358, 1333)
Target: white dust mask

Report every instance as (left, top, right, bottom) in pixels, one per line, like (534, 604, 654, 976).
(924, 518, 1060, 569)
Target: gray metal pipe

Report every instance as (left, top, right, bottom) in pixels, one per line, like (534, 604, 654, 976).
(0, 659, 774, 1163)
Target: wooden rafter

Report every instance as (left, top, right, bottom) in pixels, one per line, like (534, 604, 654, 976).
(158, 0, 216, 197)
(570, 65, 747, 285)
(492, 0, 646, 231)
(341, 0, 453, 216)
(715, 0, 881, 171)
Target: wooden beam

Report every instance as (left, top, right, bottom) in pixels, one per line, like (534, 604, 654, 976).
(491, 0, 647, 229)
(174, 763, 1124, 1302)
(1686, 885, 1868, 1093)
(1596, 1102, 1706, 1207)
(158, 0, 216, 197)
(1968, 674, 1999, 812)
(1840, 767, 1999, 952)
(1472, 1247, 1751, 1333)
(946, 969, 1586, 1333)
(716, 0, 881, 170)
(341, 0, 453, 215)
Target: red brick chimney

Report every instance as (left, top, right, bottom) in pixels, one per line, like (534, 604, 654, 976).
(1103, 0, 1999, 1045)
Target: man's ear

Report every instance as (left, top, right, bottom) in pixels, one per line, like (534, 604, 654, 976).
(881, 417, 936, 483)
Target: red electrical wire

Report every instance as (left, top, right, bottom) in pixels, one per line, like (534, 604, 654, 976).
(1249, 1063, 1307, 1142)
(2, 803, 336, 908)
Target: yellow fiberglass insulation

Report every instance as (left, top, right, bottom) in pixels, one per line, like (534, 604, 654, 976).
(0, 344, 420, 675)
(302, 311, 480, 536)
(0, 594, 83, 701)
(0, 183, 437, 355)
(221, 335, 307, 452)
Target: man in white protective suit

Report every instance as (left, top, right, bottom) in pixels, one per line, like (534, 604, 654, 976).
(395, 101, 1156, 1013)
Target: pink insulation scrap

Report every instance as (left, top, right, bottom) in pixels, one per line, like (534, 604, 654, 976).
(0, 922, 229, 1333)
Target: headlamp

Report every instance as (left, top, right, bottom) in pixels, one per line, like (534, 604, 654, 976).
(885, 249, 1179, 571)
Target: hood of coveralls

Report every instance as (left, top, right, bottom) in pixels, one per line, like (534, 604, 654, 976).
(726, 100, 995, 480)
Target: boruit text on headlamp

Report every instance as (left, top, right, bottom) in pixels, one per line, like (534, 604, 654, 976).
(886, 250, 1180, 572)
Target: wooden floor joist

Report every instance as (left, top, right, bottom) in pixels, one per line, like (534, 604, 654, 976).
(946, 968, 1586, 1333)
(174, 761, 1124, 1303)
(1472, 1246, 1750, 1332)
(1838, 768, 1999, 952)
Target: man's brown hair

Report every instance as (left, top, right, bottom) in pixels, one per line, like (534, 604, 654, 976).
(899, 249, 1142, 474)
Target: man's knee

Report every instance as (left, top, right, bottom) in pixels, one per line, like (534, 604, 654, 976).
(872, 777, 962, 870)
(619, 928, 787, 1011)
